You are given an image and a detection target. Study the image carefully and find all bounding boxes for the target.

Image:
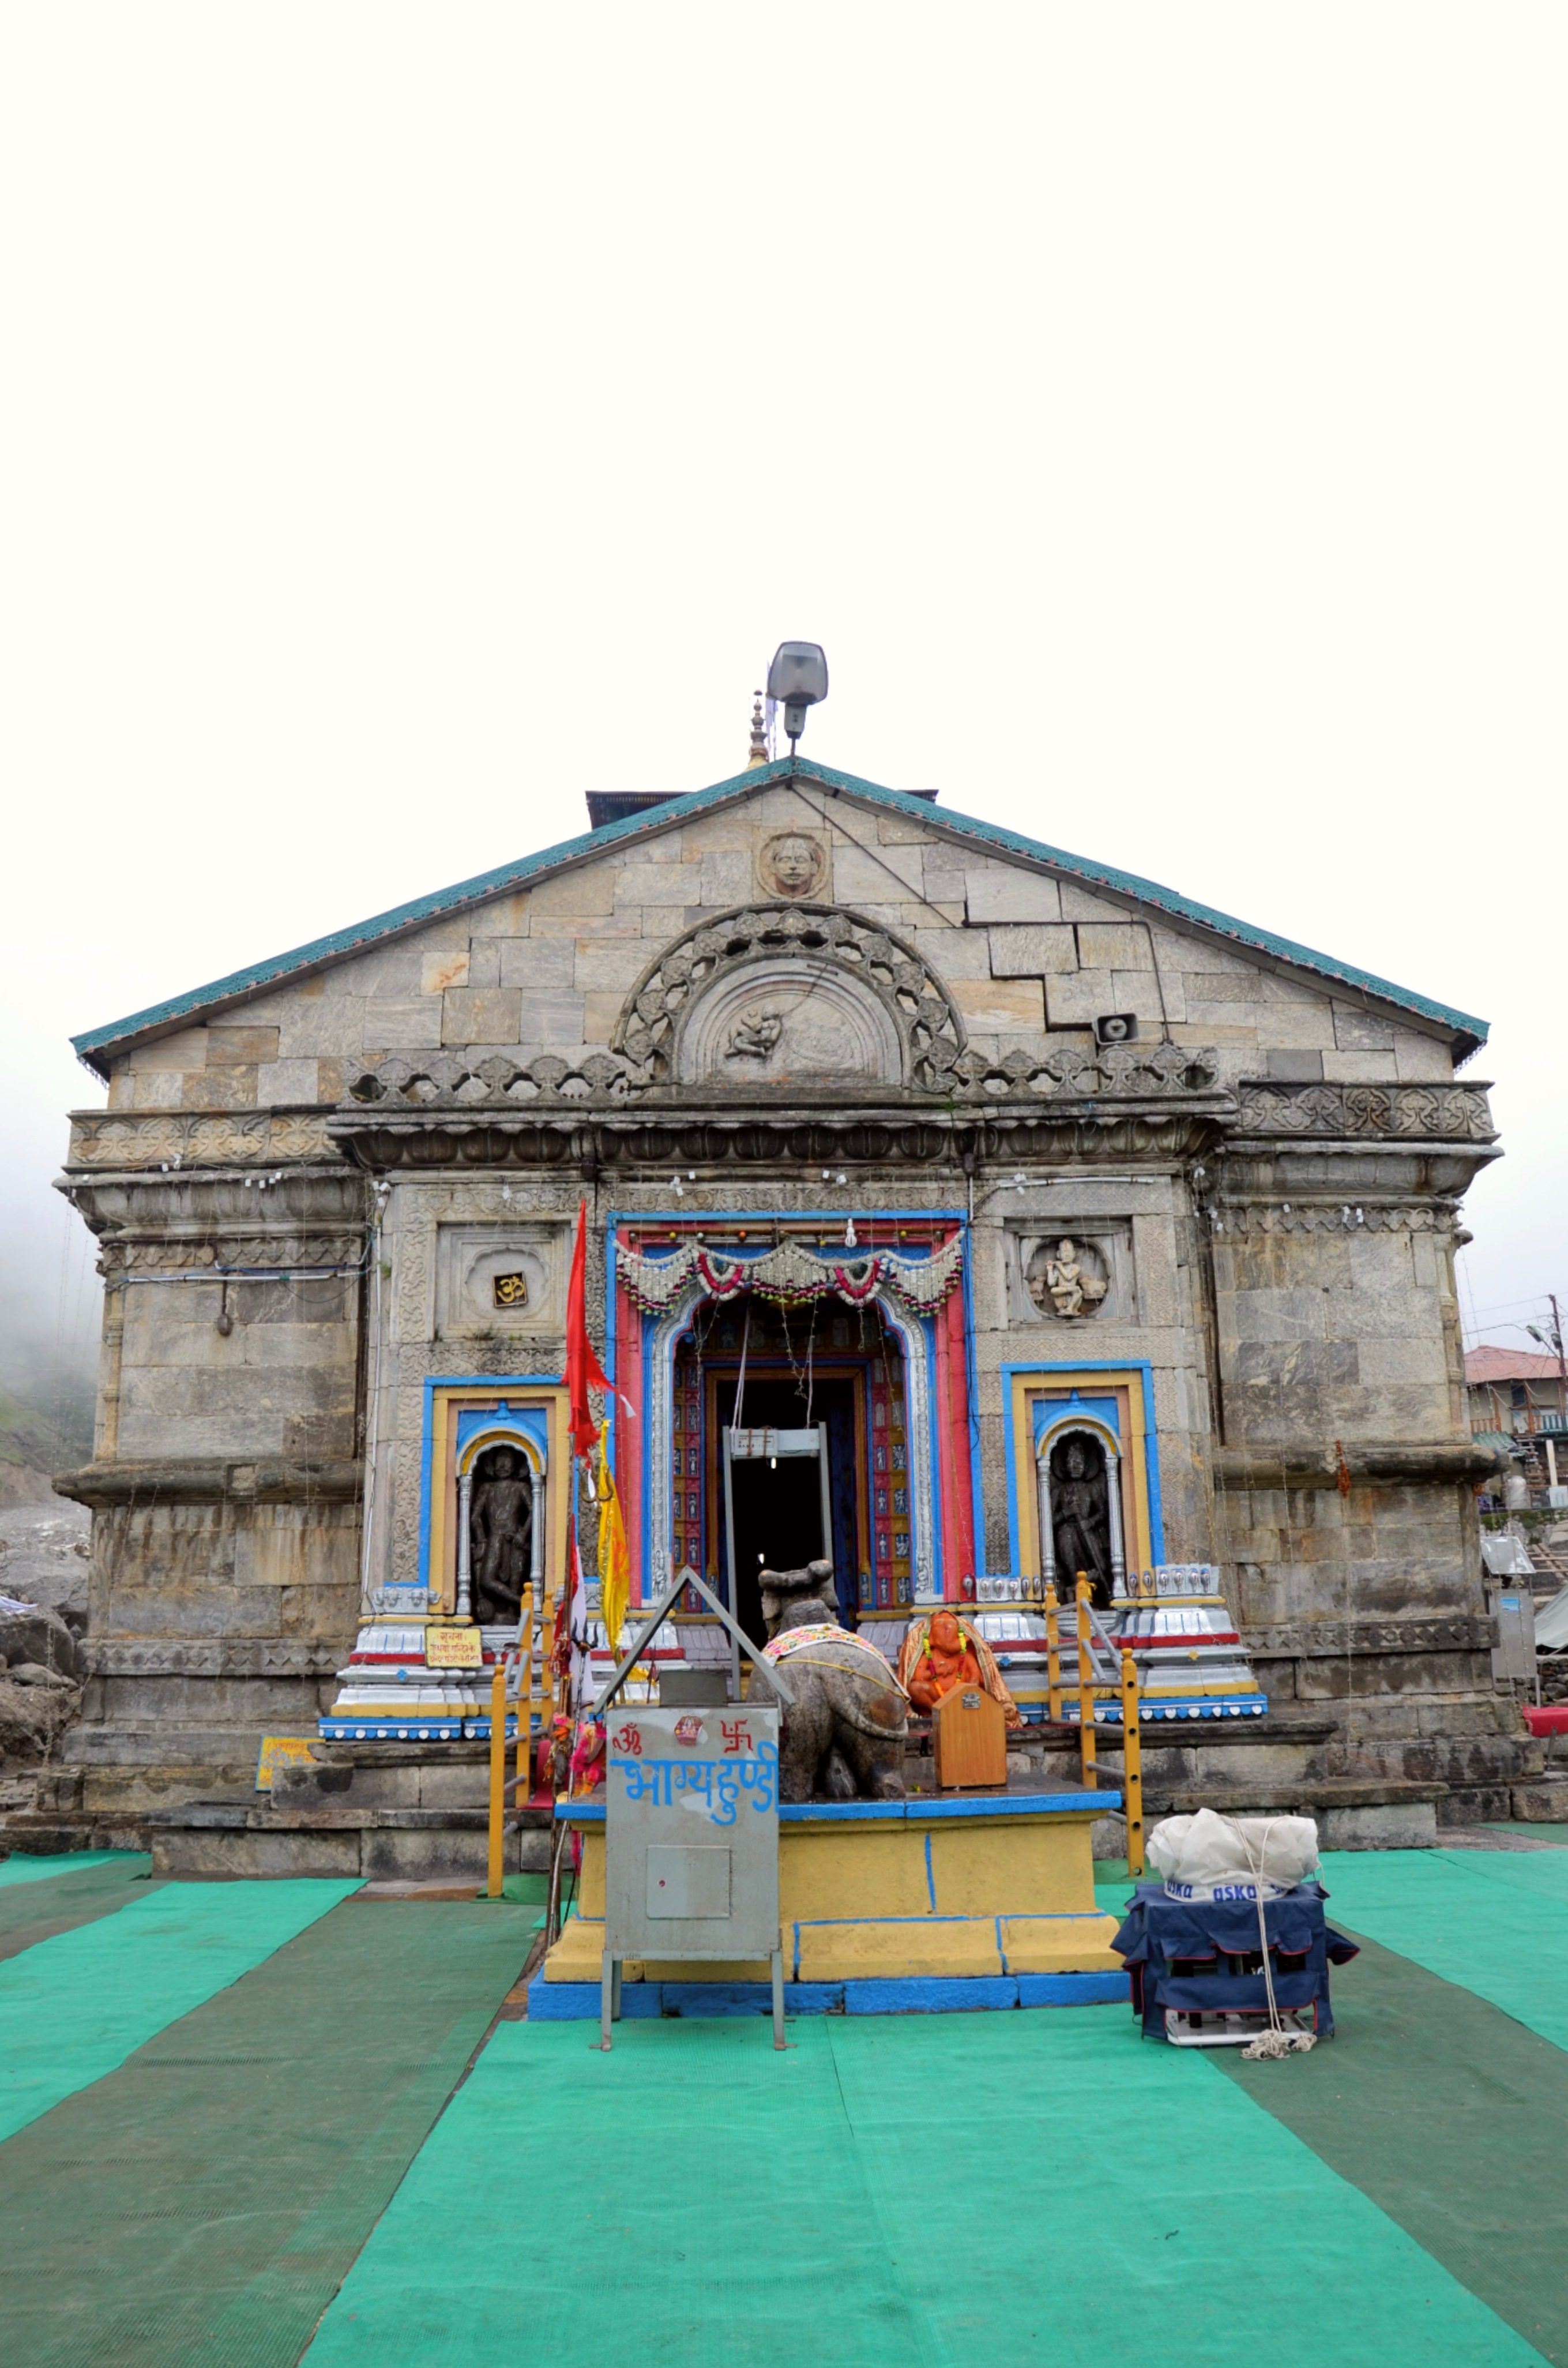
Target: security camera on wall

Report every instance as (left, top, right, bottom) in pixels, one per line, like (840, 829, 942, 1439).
(1094, 1012, 1138, 1046)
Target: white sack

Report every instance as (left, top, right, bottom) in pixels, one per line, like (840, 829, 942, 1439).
(1146, 1807, 1319, 1900)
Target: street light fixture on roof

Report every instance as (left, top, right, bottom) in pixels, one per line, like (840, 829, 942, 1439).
(766, 641, 829, 755)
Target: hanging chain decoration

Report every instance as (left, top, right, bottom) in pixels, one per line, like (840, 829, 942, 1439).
(617, 1230, 964, 1318)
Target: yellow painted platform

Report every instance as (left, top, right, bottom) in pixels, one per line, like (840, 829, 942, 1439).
(542, 1785, 1123, 1984)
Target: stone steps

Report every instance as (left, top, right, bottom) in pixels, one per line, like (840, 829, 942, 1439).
(0, 1808, 155, 1856)
(135, 1798, 555, 1882)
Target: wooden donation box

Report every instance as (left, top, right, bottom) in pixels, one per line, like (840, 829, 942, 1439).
(934, 1685, 1007, 1791)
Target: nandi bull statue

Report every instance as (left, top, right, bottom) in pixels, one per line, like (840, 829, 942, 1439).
(750, 1561, 909, 1803)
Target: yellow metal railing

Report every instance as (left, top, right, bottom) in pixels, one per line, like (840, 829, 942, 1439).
(1042, 1573, 1144, 1879)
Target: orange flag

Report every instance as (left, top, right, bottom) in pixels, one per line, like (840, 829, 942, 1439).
(565, 1199, 611, 1461)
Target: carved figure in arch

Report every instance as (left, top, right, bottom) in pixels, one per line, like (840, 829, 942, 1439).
(1029, 1237, 1108, 1319)
(724, 1007, 784, 1063)
(468, 1445, 532, 1622)
(613, 903, 967, 1090)
(1050, 1435, 1113, 1610)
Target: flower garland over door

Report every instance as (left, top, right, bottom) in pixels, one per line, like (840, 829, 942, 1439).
(616, 1230, 964, 1318)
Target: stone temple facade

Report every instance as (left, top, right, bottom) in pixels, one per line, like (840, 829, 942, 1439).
(40, 752, 1537, 1856)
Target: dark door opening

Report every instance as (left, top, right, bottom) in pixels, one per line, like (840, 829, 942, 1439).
(716, 1376, 852, 1646)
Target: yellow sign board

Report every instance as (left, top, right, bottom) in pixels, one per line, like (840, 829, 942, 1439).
(426, 1624, 483, 1668)
(255, 1735, 317, 1792)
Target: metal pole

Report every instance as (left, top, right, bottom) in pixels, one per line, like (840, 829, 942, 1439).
(1552, 1295, 1568, 1477)
(486, 1653, 508, 1898)
(518, 1462, 542, 1807)
(723, 1427, 742, 1704)
(1045, 1586, 1062, 1724)
(1120, 1650, 1145, 1877)
(1076, 1575, 1096, 1788)
(521, 1575, 540, 1806)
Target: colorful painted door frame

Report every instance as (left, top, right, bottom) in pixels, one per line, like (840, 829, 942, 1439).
(604, 1213, 977, 1609)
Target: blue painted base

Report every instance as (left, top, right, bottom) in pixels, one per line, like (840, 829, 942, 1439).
(527, 1969, 1131, 2020)
(1015, 1698, 1269, 1726)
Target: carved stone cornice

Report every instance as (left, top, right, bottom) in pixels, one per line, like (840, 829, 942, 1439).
(58, 1169, 368, 1275)
(1232, 1079, 1495, 1143)
(55, 1459, 363, 1507)
(347, 1049, 650, 1108)
(99, 1234, 364, 1277)
(89, 1639, 343, 1678)
(1216, 1440, 1507, 1489)
(342, 1037, 1230, 1114)
(1208, 1202, 1457, 1237)
(1247, 1615, 1495, 1659)
(65, 1110, 339, 1170)
(327, 1103, 1229, 1173)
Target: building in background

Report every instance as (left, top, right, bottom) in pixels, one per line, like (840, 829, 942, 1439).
(1466, 1347, 1568, 1501)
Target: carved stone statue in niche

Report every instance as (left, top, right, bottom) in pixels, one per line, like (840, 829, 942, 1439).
(725, 1007, 784, 1063)
(468, 1445, 532, 1622)
(1027, 1236, 1108, 1319)
(1050, 1435, 1113, 1609)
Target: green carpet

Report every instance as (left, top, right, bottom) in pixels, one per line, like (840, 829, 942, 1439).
(0, 1848, 145, 1886)
(0, 1853, 161, 1966)
(1319, 1848, 1568, 2051)
(0, 1893, 536, 2368)
(0, 1878, 358, 2143)
(302, 2012, 1541, 2367)
(1215, 1927, 1568, 2363)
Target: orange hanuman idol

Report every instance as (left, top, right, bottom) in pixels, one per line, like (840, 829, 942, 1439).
(907, 1609, 982, 1714)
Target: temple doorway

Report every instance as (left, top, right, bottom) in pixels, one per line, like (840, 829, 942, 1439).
(717, 1375, 848, 1645)
(669, 1294, 913, 1634)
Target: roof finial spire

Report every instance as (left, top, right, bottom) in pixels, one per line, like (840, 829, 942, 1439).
(746, 689, 768, 768)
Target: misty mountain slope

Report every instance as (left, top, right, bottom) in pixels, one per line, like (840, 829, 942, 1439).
(0, 1380, 92, 1511)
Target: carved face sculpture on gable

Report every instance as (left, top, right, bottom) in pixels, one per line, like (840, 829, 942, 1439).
(758, 832, 828, 899)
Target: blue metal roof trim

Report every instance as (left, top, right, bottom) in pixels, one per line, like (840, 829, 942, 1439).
(72, 754, 1488, 1072)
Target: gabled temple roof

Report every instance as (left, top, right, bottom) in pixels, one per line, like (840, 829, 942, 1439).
(72, 756, 1488, 1076)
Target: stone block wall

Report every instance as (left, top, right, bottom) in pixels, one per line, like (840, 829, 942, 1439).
(51, 777, 1518, 1821)
(93, 786, 1465, 1117)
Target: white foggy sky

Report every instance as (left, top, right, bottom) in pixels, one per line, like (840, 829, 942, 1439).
(1, 3, 1563, 1387)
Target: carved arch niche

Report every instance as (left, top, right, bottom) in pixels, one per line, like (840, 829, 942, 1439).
(614, 903, 967, 1091)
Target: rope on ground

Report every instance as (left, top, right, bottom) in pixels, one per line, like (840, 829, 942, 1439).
(1227, 1815, 1317, 2059)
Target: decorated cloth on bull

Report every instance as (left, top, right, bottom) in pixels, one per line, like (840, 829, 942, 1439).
(764, 1623, 911, 1699)
(897, 1614, 1023, 1729)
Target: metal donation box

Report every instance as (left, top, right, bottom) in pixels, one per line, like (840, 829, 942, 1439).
(600, 1704, 785, 2048)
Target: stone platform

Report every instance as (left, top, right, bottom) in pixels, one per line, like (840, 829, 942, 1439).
(536, 1771, 1126, 2013)
(996, 1716, 1453, 1848)
(134, 1742, 554, 1879)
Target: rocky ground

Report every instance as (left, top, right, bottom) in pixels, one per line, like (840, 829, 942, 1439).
(0, 1499, 89, 1814)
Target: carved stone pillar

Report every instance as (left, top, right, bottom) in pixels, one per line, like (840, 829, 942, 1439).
(456, 1469, 473, 1620)
(529, 1464, 544, 1583)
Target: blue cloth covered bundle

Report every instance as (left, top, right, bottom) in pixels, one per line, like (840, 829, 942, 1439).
(1111, 1881, 1359, 2040)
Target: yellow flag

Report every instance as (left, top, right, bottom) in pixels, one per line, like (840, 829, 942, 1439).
(597, 1421, 630, 1659)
